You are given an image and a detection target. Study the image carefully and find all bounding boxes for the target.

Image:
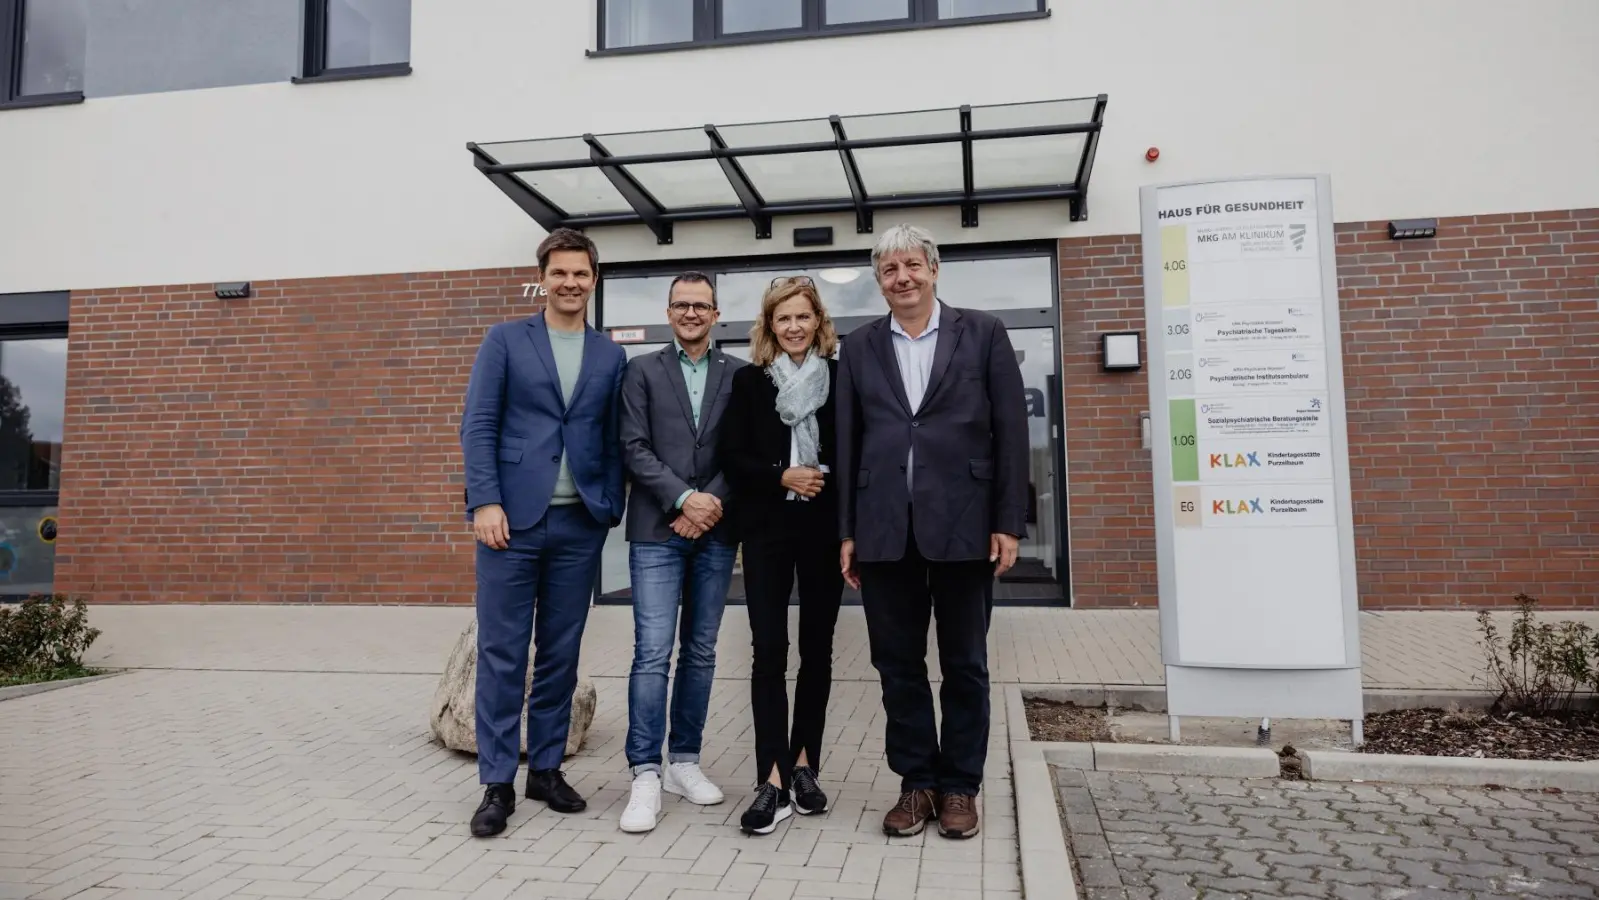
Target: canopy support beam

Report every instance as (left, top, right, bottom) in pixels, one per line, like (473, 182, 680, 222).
(467, 143, 568, 234)
(830, 115, 873, 235)
(959, 105, 978, 228)
(1069, 94, 1108, 222)
(706, 124, 771, 240)
(585, 134, 673, 245)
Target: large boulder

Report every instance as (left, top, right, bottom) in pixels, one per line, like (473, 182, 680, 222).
(430, 617, 596, 759)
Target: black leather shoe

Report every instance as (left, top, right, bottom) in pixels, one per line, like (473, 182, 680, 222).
(470, 783, 515, 837)
(525, 769, 587, 813)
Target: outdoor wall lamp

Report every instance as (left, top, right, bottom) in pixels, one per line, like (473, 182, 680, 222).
(1387, 218, 1438, 240)
(1101, 331, 1142, 372)
(214, 282, 251, 299)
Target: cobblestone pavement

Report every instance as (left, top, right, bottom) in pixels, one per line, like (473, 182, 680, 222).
(1, 667, 1019, 900)
(1054, 768, 1599, 899)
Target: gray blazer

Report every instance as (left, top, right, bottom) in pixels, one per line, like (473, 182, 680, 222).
(620, 344, 745, 543)
(836, 303, 1030, 564)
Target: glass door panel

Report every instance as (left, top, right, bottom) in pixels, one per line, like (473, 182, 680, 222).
(996, 326, 1066, 603)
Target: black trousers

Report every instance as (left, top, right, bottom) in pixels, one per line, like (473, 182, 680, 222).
(858, 518, 995, 795)
(742, 501, 844, 792)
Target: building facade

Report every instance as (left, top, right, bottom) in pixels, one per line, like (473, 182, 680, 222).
(0, 0, 1593, 608)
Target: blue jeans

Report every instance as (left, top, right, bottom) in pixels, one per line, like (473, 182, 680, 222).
(625, 535, 737, 775)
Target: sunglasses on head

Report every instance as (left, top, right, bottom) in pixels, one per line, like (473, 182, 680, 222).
(770, 275, 815, 288)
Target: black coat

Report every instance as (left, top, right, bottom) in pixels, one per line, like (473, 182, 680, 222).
(836, 303, 1030, 563)
(718, 358, 839, 541)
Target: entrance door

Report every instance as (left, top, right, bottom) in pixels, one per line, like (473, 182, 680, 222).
(592, 251, 1070, 606)
(998, 327, 1068, 602)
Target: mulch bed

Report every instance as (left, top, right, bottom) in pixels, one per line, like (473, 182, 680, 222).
(1025, 697, 1113, 743)
(1359, 707, 1599, 762)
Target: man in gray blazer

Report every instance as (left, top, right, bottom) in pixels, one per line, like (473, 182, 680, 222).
(617, 272, 746, 834)
(837, 224, 1029, 841)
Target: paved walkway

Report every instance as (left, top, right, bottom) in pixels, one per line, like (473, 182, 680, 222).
(1055, 768, 1599, 899)
(70, 604, 1599, 690)
(4, 604, 1595, 900)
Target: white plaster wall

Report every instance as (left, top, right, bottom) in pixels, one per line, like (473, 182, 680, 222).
(0, 0, 1595, 292)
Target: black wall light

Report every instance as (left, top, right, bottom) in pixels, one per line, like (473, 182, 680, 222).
(1102, 331, 1142, 372)
(1387, 218, 1438, 240)
(793, 226, 834, 247)
(214, 282, 252, 300)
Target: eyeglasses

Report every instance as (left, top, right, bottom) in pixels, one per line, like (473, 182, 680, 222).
(770, 275, 815, 288)
(669, 301, 715, 315)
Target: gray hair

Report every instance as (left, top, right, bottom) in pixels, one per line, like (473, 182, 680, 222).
(870, 223, 940, 272)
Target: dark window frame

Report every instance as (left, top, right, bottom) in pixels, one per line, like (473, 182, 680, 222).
(293, 0, 412, 85)
(593, 0, 1048, 56)
(0, 0, 85, 111)
(0, 291, 68, 510)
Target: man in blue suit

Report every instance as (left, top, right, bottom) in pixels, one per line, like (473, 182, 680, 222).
(460, 227, 627, 837)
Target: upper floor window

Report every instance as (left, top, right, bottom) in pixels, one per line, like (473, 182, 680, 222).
(0, 0, 409, 109)
(299, 0, 413, 82)
(599, 0, 1046, 53)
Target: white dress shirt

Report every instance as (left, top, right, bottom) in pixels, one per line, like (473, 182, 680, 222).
(888, 301, 941, 491)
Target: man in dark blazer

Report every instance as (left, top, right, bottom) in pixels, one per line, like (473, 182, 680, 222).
(459, 228, 627, 838)
(836, 223, 1029, 841)
(615, 272, 745, 833)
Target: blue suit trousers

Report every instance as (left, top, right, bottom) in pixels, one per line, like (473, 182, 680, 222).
(474, 503, 607, 783)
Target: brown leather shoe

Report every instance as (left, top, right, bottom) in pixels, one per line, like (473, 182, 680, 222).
(938, 792, 980, 839)
(882, 788, 938, 837)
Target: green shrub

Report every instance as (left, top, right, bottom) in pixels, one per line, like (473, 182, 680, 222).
(1477, 593, 1594, 716)
(0, 594, 101, 677)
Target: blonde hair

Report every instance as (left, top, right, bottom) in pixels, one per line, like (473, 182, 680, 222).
(748, 277, 839, 367)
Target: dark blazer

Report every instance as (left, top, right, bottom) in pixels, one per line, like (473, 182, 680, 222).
(719, 358, 840, 540)
(460, 312, 628, 531)
(619, 344, 745, 543)
(836, 302, 1029, 563)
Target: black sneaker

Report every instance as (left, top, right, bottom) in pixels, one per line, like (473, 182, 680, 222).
(791, 765, 829, 815)
(525, 769, 587, 813)
(470, 783, 515, 837)
(738, 782, 793, 835)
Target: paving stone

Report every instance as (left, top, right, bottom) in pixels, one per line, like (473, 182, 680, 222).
(1056, 768, 1599, 900)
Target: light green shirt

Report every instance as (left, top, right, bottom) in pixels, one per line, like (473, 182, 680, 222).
(674, 340, 711, 510)
(548, 325, 586, 505)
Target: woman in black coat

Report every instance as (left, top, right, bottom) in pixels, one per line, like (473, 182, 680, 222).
(719, 275, 844, 835)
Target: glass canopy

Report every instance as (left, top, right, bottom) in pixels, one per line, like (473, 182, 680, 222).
(467, 95, 1107, 244)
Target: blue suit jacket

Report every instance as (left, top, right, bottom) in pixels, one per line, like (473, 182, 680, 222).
(461, 312, 628, 531)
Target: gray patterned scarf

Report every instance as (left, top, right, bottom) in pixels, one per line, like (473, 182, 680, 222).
(767, 349, 829, 470)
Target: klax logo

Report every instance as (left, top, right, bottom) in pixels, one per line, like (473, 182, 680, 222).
(1209, 451, 1260, 469)
(1289, 224, 1306, 250)
(1213, 498, 1264, 515)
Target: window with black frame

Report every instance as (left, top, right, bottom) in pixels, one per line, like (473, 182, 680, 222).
(297, 0, 413, 83)
(0, 294, 68, 599)
(597, 0, 1047, 53)
(0, 0, 410, 108)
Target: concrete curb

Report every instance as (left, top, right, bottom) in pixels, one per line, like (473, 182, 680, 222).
(1301, 750, 1599, 792)
(1005, 685, 1080, 900)
(1014, 683, 1596, 714)
(0, 670, 122, 703)
(1093, 742, 1280, 777)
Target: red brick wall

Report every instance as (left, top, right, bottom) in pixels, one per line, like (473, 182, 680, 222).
(56, 269, 541, 603)
(1061, 208, 1599, 609)
(52, 208, 1598, 608)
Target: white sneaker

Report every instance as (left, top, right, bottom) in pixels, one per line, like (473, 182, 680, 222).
(663, 762, 724, 805)
(620, 772, 662, 833)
